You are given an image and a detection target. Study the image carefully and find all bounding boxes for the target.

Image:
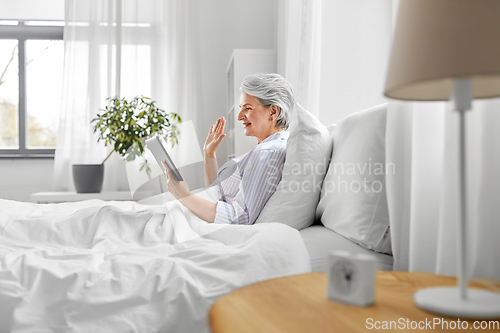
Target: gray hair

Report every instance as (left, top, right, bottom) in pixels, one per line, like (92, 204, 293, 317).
(240, 73, 295, 130)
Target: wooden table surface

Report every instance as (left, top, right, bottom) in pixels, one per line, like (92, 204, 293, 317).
(209, 271, 500, 333)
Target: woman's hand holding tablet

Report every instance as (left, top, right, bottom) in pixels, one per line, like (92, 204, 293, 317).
(145, 136, 184, 181)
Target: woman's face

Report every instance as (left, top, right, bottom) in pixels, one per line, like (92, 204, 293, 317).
(238, 93, 279, 143)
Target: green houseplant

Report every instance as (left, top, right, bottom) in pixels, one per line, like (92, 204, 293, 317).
(92, 95, 181, 165)
(72, 96, 181, 193)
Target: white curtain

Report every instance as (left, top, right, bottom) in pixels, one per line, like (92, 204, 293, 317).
(387, 99, 500, 280)
(383, 3, 500, 278)
(53, 0, 202, 192)
(318, 0, 500, 279)
(277, 0, 322, 115)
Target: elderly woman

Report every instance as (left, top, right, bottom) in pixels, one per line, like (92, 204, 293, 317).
(162, 73, 294, 224)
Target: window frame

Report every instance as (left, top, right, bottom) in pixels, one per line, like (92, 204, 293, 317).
(0, 22, 63, 158)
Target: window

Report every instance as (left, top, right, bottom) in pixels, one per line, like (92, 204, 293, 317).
(0, 21, 64, 157)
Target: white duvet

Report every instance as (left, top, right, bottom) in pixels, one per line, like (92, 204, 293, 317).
(0, 190, 310, 333)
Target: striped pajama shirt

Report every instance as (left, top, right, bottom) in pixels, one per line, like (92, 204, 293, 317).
(209, 131, 288, 225)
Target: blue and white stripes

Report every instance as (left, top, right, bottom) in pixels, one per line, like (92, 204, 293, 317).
(210, 131, 288, 225)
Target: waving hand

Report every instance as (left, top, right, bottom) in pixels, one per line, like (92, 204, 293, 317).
(203, 117, 226, 158)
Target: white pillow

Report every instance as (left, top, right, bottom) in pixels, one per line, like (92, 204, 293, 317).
(316, 103, 392, 255)
(255, 103, 333, 229)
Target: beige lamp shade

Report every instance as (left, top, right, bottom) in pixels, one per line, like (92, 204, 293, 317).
(384, 0, 500, 101)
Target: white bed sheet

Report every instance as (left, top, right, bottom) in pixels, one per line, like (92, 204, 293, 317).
(300, 225, 393, 272)
(0, 191, 310, 333)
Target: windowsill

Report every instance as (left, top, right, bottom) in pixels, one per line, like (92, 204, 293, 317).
(0, 154, 55, 159)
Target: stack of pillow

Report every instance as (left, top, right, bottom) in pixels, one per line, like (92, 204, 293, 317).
(316, 103, 391, 255)
(257, 103, 392, 256)
(255, 103, 332, 229)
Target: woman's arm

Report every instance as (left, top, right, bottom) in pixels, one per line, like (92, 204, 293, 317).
(203, 117, 225, 186)
(204, 156, 218, 187)
(179, 195, 217, 223)
(164, 148, 286, 225)
(212, 148, 287, 225)
(162, 161, 217, 223)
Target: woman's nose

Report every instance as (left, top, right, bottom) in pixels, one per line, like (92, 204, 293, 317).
(237, 109, 245, 121)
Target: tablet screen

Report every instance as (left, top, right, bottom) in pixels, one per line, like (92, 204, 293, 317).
(145, 136, 183, 181)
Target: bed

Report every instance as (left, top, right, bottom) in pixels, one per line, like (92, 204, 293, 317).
(256, 102, 394, 274)
(0, 103, 393, 332)
(300, 225, 393, 272)
(0, 189, 310, 333)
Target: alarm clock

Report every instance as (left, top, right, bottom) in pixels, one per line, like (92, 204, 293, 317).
(327, 250, 377, 307)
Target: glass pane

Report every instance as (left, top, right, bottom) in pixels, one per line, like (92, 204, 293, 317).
(0, 39, 19, 149)
(26, 40, 64, 148)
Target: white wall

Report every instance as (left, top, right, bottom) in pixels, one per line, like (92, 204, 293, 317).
(196, 0, 276, 168)
(0, 0, 64, 20)
(318, 0, 392, 126)
(0, 159, 54, 201)
(0, 0, 277, 202)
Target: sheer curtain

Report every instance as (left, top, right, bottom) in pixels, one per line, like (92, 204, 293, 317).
(318, 0, 500, 279)
(277, 0, 322, 115)
(384, 3, 500, 279)
(53, 0, 201, 192)
(387, 98, 500, 279)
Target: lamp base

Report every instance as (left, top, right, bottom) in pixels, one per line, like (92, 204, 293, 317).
(414, 287, 500, 319)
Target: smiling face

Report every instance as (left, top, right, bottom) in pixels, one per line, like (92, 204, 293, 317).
(238, 93, 281, 143)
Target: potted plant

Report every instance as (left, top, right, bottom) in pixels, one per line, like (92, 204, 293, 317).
(71, 96, 181, 193)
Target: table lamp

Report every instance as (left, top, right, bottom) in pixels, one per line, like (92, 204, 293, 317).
(384, 0, 500, 318)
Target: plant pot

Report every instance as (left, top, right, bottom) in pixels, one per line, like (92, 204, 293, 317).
(72, 164, 104, 193)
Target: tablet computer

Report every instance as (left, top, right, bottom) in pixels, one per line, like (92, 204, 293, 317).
(145, 136, 184, 181)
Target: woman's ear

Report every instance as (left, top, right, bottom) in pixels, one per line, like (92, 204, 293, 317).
(270, 105, 280, 118)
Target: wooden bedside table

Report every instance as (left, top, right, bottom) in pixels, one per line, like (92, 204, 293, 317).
(209, 272, 500, 333)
